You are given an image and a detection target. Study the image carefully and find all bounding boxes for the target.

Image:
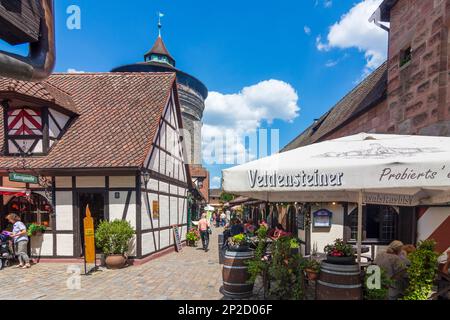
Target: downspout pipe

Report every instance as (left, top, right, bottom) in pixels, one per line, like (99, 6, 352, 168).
(0, 0, 55, 82)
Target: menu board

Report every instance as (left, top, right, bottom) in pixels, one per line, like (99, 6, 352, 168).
(312, 209, 333, 228)
(172, 226, 182, 252)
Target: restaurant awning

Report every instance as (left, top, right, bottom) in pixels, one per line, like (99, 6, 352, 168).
(223, 133, 450, 261)
(0, 187, 31, 197)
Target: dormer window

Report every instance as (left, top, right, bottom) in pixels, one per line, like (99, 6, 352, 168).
(7, 108, 44, 155)
(0, 78, 78, 157)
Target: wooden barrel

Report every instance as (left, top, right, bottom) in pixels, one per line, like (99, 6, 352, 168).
(316, 262, 362, 300)
(222, 249, 254, 298)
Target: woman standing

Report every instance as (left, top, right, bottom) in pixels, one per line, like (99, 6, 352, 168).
(6, 213, 31, 269)
(198, 213, 211, 252)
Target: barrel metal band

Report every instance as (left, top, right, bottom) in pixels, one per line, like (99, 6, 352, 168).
(223, 265, 248, 269)
(317, 280, 362, 289)
(321, 269, 361, 276)
(223, 281, 252, 286)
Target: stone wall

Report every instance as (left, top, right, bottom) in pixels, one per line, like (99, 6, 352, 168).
(318, 0, 450, 142)
(387, 0, 450, 136)
(178, 83, 204, 165)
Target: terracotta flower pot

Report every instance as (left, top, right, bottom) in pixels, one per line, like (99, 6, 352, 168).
(306, 269, 319, 281)
(105, 254, 126, 269)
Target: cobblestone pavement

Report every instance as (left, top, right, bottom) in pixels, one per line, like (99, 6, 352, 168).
(0, 227, 226, 300)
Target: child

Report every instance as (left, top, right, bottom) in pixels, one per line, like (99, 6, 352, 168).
(6, 214, 30, 269)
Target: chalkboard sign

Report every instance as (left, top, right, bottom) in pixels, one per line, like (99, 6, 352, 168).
(172, 226, 182, 252)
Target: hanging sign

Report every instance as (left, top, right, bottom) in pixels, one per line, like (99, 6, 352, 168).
(312, 209, 332, 228)
(9, 172, 38, 184)
(172, 225, 182, 252)
(363, 193, 416, 206)
(83, 205, 96, 265)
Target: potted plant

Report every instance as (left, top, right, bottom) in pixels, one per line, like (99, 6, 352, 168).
(95, 219, 135, 269)
(304, 259, 320, 281)
(227, 233, 249, 252)
(324, 238, 355, 265)
(186, 228, 200, 247)
(27, 223, 46, 237)
(290, 238, 300, 256)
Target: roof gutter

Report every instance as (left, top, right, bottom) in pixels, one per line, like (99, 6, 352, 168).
(0, 0, 55, 82)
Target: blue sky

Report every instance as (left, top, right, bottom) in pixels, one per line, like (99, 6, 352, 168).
(0, 0, 387, 189)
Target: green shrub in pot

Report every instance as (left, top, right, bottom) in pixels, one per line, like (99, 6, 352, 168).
(95, 220, 134, 269)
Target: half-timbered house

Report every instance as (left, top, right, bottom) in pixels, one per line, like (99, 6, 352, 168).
(0, 72, 190, 262)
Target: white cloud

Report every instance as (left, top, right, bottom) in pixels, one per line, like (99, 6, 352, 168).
(324, 0, 333, 8)
(211, 176, 222, 189)
(67, 68, 85, 73)
(315, 0, 333, 8)
(316, 35, 330, 52)
(318, 0, 387, 74)
(304, 26, 311, 35)
(325, 60, 339, 68)
(202, 80, 300, 164)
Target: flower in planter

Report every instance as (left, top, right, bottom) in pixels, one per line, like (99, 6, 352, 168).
(228, 233, 247, 247)
(26, 223, 47, 237)
(324, 238, 354, 257)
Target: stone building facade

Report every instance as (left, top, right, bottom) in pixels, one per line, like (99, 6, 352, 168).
(283, 0, 450, 255)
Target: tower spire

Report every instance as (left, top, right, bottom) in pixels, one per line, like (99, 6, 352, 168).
(158, 12, 164, 38)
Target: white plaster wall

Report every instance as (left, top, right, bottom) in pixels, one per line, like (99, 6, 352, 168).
(170, 196, 178, 225)
(159, 195, 169, 228)
(76, 176, 105, 188)
(141, 192, 159, 230)
(147, 178, 159, 191)
(142, 232, 156, 255)
(179, 198, 187, 224)
(128, 235, 137, 257)
(30, 233, 53, 256)
(55, 191, 73, 231)
(160, 181, 169, 193)
(108, 191, 136, 229)
(56, 234, 74, 256)
(160, 228, 170, 249)
(154, 231, 160, 251)
(109, 176, 135, 188)
(170, 184, 178, 196)
(55, 176, 72, 188)
(309, 203, 344, 254)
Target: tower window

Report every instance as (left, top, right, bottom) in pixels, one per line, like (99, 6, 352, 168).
(400, 46, 412, 68)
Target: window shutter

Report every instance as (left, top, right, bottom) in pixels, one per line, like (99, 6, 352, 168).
(398, 207, 417, 245)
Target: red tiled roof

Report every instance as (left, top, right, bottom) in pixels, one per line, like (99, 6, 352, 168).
(0, 72, 176, 170)
(0, 78, 78, 114)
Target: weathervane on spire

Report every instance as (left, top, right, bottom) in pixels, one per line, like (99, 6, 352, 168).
(158, 12, 164, 37)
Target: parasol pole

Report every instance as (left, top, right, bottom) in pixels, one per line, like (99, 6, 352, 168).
(357, 190, 364, 264)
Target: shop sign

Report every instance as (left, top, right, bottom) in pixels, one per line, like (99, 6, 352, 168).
(364, 193, 415, 206)
(172, 226, 182, 252)
(312, 209, 332, 228)
(9, 172, 38, 184)
(152, 201, 159, 219)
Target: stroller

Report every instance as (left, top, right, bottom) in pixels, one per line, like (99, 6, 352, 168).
(0, 233, 15, 270)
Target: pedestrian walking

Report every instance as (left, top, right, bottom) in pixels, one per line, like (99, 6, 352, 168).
(198, 213, 211, 252)
(6, 213, 31, 269)
(220, 212, 226, 227)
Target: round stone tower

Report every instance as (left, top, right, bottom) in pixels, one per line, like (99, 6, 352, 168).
(111, 32, 207, 165)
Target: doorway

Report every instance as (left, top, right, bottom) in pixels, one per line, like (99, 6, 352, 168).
(78, 192, 105, 256)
